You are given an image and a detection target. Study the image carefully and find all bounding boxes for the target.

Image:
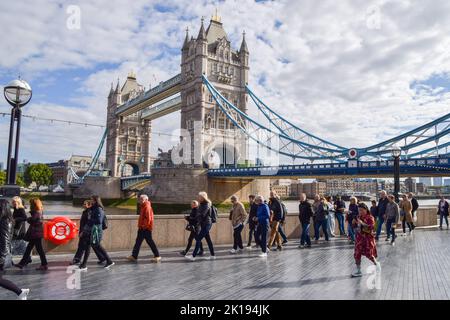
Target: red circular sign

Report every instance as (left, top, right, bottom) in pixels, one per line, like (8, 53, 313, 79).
(44, 217, 78, 245)
(348, 149, 358, 159)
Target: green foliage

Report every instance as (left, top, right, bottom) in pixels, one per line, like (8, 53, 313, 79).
(24, 164, 53, 188)
(0, 171, 5, 186)
(0, 171, 26, 187)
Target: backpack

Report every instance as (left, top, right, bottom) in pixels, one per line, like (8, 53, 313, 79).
(210, 206, 218, 223)
(102, 214, 108, 230)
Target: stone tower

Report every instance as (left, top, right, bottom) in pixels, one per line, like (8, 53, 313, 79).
(105, 72, 152, 177)
(180, 13, 249, 167)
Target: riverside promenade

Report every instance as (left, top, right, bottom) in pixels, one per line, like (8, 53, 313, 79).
(1, 227, 449, 300)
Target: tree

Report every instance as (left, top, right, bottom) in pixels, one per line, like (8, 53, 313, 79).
(0, 171, 5, 186)
(24, 164, 53, 189)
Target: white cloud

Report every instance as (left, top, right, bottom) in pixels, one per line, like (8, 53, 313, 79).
(1, 0, 450, 164)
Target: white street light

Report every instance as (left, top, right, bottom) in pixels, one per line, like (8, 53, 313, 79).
(4, 79, 32, 107)
(391, 145, 401, 158)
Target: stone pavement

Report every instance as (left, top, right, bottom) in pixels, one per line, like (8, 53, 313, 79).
(1, 227, 449, 300)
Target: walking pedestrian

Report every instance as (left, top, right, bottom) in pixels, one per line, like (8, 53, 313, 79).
(298, 193, 313, 248)
(246, 195, 260, 249)
(409, 193, 419, 222)
(399, 194, 415, 236)
(326, 196, 336, 238)
(255, 195, 270, 257)
(334, 196, 346, 236)
(347, 197, 359, 244)
(79, 196, 114, 270)
(15, 198, 48, 271)
(71, 200, 105, 265)
(0, 199, 29, 300)
(351, 203, 381, 277)
(11, 196, 28, 258)
(278, 197, 289, 244)
(370, 200, 378, 219)
(385, 195, 400, 246)
(268, 191, 284, 251)
(185, 192, 216, 261)
(375, 190, 389, 241)
(314, 196, 329, 243)
(180, 200, 203, 256)
(229, 195, 247, 254)
(127, 195, 161, 263)
(438, 196, 449, 230)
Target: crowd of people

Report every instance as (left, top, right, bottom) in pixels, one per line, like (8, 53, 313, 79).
(0, 188, 448, 299)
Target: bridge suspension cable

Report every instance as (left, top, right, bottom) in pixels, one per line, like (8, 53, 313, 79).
(202, 75, 347, 162)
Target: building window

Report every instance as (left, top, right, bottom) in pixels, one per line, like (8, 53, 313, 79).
(214, 63, 217, 72)
(128, 144, 136, 152)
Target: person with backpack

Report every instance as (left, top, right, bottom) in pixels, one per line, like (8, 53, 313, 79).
(313, 196, 330, 243)
(180, 200, 204, 256)
(246, 195, 260, 249)
(78, 196, 114, 270)
(268, 191, 284, 251)
(229, 195, 248, 254)
(127, 194, 161, 263)
(71, 200, 105, 265)
(185, 192, 216, 261)
(409, 193, 419, 222)
(255, 195, 270, 257)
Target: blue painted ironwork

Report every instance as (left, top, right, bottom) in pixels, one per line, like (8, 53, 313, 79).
(120, 174, 152, 191)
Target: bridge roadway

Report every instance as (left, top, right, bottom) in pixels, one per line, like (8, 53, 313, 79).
(1, 228, 449, 300)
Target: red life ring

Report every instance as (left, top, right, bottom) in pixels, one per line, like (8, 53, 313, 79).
(44, 217, 78, 245)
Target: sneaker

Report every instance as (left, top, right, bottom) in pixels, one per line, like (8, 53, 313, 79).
(185, 255, 195, 262)
(18, 289, 30, 300)
(258, 252, 268, 258)
(401, 233, 407, 237)
(152, 257, 162, 263)
(391, 241, 396, 247)
(205, 255, 216, 260)
(230, 249, 237, 254)
(79, 265, 88, 272)
(385, 238, 390, 242)
(351, 268, 363, 278)
(104, 261, 115, 269)
(298, 245, 305, 249)
(282, 240, 288, 245)
(127, 256, 137, 262)
(97, 260, 106, 265)
(179, 250, 187, 256)
(35, 265, 48, 271)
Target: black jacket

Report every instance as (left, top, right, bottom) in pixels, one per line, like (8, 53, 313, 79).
(299, 201, 313, 224)
(248, 203, 258, 228)
(378, 197, 389, 216)
(197, 201, 212, 226)
(188, 207, 200, 226)
(79, 209, 90, 234)
(411, 198, 419, 213)
(269, 198, 284, 222)
(0, 215, 12, 265)
(13, 207, 27, 239)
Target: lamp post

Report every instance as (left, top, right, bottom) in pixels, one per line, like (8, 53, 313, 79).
(1, 79, 32, 197)
(392, 145, 401, 203)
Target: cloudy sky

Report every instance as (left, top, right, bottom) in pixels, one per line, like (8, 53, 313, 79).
(1, 0, 450, 165)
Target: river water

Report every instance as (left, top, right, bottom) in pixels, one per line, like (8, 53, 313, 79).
(37, 199, 439, 217)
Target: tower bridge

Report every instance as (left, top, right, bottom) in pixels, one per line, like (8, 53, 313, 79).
(70, 13, 450, 204)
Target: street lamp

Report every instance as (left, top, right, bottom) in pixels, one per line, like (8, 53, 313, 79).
(1, 78, 32, 197)
(391, 145, 401, 203)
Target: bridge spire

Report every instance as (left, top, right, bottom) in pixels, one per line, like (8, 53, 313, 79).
(197, 17, 206, 40)
(182, 27, 189, 50)
(240, 30, 249, 53)
(114, 78, 121, 94)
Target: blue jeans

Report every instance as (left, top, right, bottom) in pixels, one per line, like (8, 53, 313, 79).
(386, 218, 397, 242)
(375, 216, 385, 240)
(347, 222, 355, 242)
(336, 213, 346, 235)
(300, 222, 311, 246)
(278, 223, 288, 242)
(259, 221, 269, 253)
(440, 212, 449, 228)
(314, 219, 329, 241)
(193, 224, 214, 257)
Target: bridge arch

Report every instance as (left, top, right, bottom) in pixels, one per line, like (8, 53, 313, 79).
(120, 162, 140, 177)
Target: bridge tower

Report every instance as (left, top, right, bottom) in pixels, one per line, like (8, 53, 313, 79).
(180, 13, 249, 167)
(105, 72, 152, 177)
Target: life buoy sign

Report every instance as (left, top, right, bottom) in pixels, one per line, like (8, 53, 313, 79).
(348, 148, 358, 159)
(44, 217, 78, 245)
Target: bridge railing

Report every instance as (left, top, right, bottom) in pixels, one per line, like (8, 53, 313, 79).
(207, 156, 450, 177)
(120, 174, 152, 190)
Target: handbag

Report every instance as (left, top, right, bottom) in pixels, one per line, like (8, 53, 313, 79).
(13, 223, 26, 240)
(185, 224, 195, 232)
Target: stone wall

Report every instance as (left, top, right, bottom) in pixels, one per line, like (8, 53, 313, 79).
(72, 176, 123, 201)
(42, 207, 439, 254)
